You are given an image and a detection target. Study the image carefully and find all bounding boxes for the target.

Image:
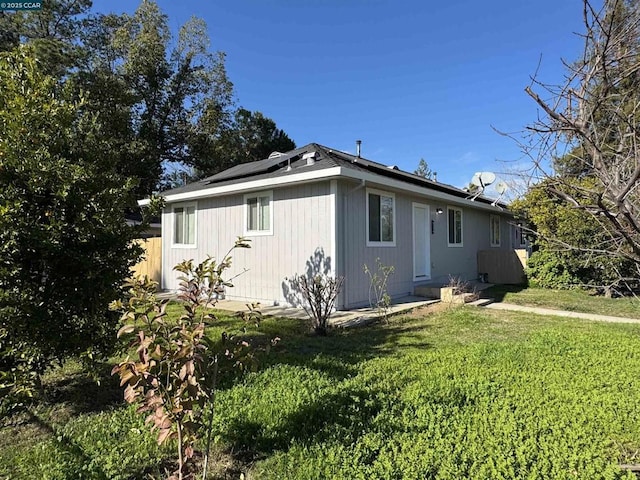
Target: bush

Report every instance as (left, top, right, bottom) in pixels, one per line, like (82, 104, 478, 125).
(526, 250, 583, 289)
(0, 47, 147, 411)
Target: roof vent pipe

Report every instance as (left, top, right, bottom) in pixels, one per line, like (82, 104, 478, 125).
(356, 140, 361, 158)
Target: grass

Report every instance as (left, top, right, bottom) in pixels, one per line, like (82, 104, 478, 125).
(484, 284, 640, 318)
(1, 304, 640, 479)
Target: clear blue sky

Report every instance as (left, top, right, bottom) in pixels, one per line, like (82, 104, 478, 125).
(92, 0, 590, 191)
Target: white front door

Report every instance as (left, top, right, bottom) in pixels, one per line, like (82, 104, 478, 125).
(413, 203, 431, 280)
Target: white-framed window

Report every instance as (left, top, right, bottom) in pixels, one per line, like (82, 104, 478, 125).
(490, 215, 501, 247)
(513, 223, 527, 247)
(172, 202, 196, 247)
(244, 190, 273, 236)
(447, 206, 463, 247)
(366, 188, 395, 246)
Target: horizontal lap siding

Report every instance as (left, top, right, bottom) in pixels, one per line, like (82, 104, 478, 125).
(162, 182, 333, 306)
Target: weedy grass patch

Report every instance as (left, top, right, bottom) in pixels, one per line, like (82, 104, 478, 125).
(1, 306, 640, 479)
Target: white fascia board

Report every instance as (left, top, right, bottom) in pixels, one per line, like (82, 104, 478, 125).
(139, 165, 509, 215)
(339, 169, 510, 214)
(138, 167, 344, 206)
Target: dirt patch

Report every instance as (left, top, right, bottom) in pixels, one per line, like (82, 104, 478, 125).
(402, 301, 451, 319)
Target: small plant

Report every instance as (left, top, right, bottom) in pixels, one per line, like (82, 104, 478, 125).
(363, 259, 395, 322)
(293, 274, 344, 336)
(111, 238, 276, 480)
(445, 275, 479, 304)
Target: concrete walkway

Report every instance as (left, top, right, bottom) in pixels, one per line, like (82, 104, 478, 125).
(208, 296, 439, 327)
(479, 300, 640, 324)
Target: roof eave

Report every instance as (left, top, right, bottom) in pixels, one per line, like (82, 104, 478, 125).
(138, 165, 510, 215)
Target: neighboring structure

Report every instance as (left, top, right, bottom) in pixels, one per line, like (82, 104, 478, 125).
(145, 143, 524, 310)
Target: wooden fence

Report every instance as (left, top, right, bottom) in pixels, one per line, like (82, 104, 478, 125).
(131, 237, 162, 285)
(477, 249, 528, 285)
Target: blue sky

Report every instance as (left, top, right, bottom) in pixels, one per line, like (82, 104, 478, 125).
(92, 0, 590, 191)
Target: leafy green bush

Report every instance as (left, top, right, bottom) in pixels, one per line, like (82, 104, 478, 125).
(526, 250, 583, 289)
(0, 47, 147, 411)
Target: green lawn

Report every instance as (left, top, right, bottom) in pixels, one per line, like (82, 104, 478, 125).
(2, 306, 640, 479)
(484, 285, 640, 318)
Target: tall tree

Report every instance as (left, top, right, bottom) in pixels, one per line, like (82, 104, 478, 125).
(75, 2, 235, 196)
(0, 1, 296, 196)
(516, 0, 640, 291)
(0, 47, 146, 405)
(0, 0, 93, 77)
(191, 107, 296, 176)
(414, 158, 434, 180)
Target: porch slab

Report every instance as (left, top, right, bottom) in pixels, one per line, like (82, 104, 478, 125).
(158, 293, 439, 328)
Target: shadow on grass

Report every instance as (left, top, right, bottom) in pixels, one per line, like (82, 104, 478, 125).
(23, 410, 111, 480)
(480, 284, 526, 302)
(43, 362, 122, 416)
(225, 386, 385, 455)
(215, 316, 437, 466)
(260, 319, 434, 379)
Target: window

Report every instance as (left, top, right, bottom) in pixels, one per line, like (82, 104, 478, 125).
(367, 188, 395, 246)
(244, 191, 272, 235)
(490, 215, 501, 247)
(447, 206, 463, 246)
(514, 224, 527, 247)
(173, 203, 196, 246)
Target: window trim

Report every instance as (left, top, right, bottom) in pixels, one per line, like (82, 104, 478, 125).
(243, 190, 274, 236)
(171, 201, 197, 248)
(366, 188, 396, 247)
(490, 214, 501, 247)
(514, 223, 527, 248)
(447, 206, 463, 247)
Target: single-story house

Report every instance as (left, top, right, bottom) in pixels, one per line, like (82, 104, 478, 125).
(146, 143, 526, 310)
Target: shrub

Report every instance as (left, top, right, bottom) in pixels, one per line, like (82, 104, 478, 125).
(111, 239, 277, 480)
(527, 250, 582, 289)
(363, 259, 395, 321)
(0, 47, 149, 412)
(293, 274, 344, 335)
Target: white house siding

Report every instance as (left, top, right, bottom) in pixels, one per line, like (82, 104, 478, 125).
(338, 180, 513, 309)
(162, 182, 334, 306)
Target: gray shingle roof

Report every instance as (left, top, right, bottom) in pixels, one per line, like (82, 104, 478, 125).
(159, 143, 502, 207)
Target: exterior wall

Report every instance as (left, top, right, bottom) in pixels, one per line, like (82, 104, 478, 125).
(162, 182, 334, 306)
(428, 203, 513, 285)
(339, 179, 513, 309)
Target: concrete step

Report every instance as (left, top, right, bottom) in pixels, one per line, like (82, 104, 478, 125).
(467, 297, 495, 307)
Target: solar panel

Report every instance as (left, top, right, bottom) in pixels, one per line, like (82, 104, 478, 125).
(200, 148, 306, 184)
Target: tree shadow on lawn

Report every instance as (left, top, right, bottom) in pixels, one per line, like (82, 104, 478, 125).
(260, 318, 435, 380)
(223, 359, 480, 467)
(42, 361, 123, 416)
(225, 385, 386, 456)
(480, 284, 526, 302)
(219, 317, 438, 465)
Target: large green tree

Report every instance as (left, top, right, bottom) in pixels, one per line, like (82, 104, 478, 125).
(74, 1, 236, 196)
(0, 0, 92, 77)
(0, 1, 296, 196)
(0, 48, 144, 405)
(191, 107, 296, 177)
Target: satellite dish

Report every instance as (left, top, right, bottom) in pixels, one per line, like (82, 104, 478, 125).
(478, 171, 496, 187)
(495, 181, 508, 195)
(468, 171, 497, 200)
(470, 173, 482, 187)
